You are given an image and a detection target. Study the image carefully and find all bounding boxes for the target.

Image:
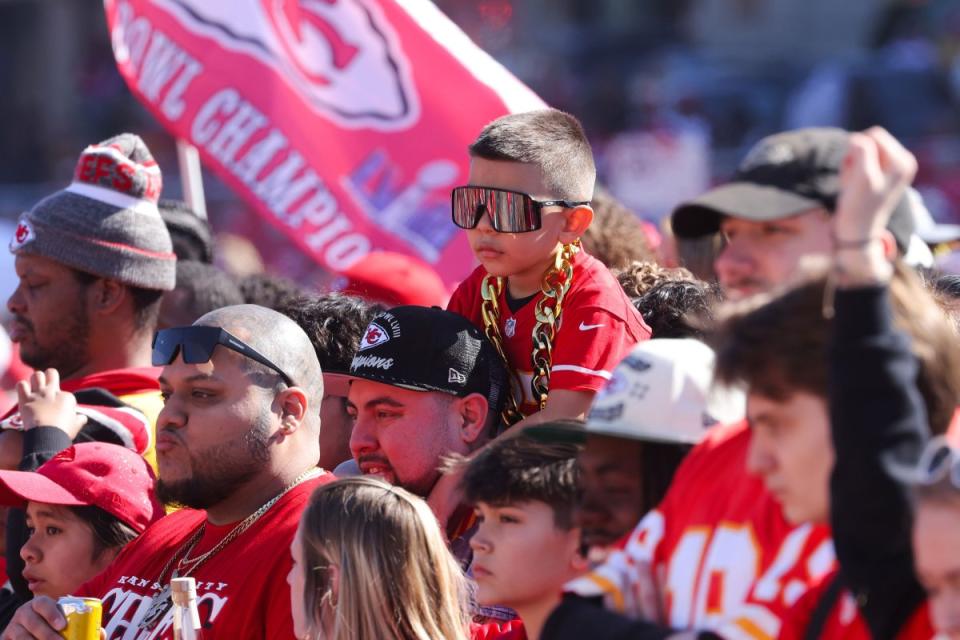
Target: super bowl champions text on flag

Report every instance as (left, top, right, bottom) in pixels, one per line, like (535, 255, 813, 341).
(103, 0, 544, 284)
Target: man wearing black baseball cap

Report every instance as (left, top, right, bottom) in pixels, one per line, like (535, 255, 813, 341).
(346, 304, 506, 505)
(671, 127, 926, 299)
(346, 305, 519, 631)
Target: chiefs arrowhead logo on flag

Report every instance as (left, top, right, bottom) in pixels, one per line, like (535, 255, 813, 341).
(104, 0, 544, 286)
(263, 0, 417, 127)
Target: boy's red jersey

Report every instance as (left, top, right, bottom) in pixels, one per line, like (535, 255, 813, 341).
(448, 250, 650, 416)
(569, 421, 835, 639)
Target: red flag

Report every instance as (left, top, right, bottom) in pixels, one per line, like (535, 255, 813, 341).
(103, 0, 545, 285)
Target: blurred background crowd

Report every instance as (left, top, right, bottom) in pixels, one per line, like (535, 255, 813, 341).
(0, 0, 958, 294)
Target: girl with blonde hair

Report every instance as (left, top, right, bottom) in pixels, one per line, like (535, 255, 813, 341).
(288, 476, 472, 640)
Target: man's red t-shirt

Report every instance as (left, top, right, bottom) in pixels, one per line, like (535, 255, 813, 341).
(79, 472, 334, 639)
(568, 421, 834, 638)
(448, 250, 650, 416)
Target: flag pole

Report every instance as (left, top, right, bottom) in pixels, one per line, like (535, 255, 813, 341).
(176, 139, 207, 220)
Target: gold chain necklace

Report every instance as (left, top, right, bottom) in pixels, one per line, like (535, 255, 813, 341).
(138, 467, 323, 631)
(481, 276, 524, 427)
(480, 242, 579, 421)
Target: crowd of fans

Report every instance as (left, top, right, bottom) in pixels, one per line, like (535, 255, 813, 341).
(0, 109, 956, 640)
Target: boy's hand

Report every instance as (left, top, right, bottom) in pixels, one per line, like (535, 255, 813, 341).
(1, 595, 66, 639)
(16, 369, 86, 438)
(833, 127, 917, 247)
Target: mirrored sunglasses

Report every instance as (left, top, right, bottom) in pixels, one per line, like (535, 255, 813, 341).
(451, 186, 589, 234)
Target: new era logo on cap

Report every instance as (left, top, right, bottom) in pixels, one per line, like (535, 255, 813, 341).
(448, 368, 467, 384)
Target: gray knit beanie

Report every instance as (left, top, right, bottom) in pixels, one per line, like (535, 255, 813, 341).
(10, 133, 176, 291)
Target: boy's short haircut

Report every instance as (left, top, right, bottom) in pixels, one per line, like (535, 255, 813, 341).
(458, 428, 580, 529)
(469, 109, 596, 202)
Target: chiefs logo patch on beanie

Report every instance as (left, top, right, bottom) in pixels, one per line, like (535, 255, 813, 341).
(9, 217, 34, 252)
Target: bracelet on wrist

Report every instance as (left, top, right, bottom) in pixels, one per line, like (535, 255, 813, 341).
(832, 235, 881, 249)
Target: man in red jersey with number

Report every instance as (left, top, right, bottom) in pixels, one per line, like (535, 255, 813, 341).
(3, 304, 334, 639)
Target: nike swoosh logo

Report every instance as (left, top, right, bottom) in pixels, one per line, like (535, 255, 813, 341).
(579, 322, 604, 331)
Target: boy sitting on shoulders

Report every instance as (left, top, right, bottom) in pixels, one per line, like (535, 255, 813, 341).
(448, 110, 650, 427)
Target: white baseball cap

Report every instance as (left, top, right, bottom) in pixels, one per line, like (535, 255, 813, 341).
(531, 339, 745, 446)
(590, 339, 744, 444)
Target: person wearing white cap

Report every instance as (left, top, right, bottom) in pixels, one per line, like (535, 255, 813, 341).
(529, 338, 745, 551)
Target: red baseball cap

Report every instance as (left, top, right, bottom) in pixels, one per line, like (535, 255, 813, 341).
(0, 443, 163, 533)
(339, 251, 450, 307)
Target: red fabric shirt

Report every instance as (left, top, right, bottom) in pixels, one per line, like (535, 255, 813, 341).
(78, 472, 334, 639)
(569, 421, 834, 638)
(470, 619, 527, 640)
(780, 571, 935, 639)
(448, 250, 650, 416)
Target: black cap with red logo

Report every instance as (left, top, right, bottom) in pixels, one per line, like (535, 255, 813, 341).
(349, 306, 506, 411)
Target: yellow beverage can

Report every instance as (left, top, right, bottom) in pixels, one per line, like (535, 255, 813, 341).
(58, 596, 102, 640)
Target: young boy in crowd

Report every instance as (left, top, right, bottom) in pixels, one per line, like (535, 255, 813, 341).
(448, 110, 650, 426)
(460, 432, 587, 640)
(460, 432, 701, 640)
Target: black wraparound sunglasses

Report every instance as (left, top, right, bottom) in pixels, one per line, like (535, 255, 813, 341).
(152, 326, 296, 387)
(451, 186, 590, 233)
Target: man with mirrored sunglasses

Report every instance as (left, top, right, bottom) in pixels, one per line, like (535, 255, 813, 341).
(5, 304, 335, 639)
(447, 109, 650, 429)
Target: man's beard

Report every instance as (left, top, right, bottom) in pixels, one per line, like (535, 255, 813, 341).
(157, 418, 273, 510)
(16, 309, 91, 378)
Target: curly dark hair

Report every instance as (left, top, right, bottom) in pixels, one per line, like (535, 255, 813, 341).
(615, 260, 696, 299)
(634, 279, 718, 339)
(279, 293, 384, 373)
